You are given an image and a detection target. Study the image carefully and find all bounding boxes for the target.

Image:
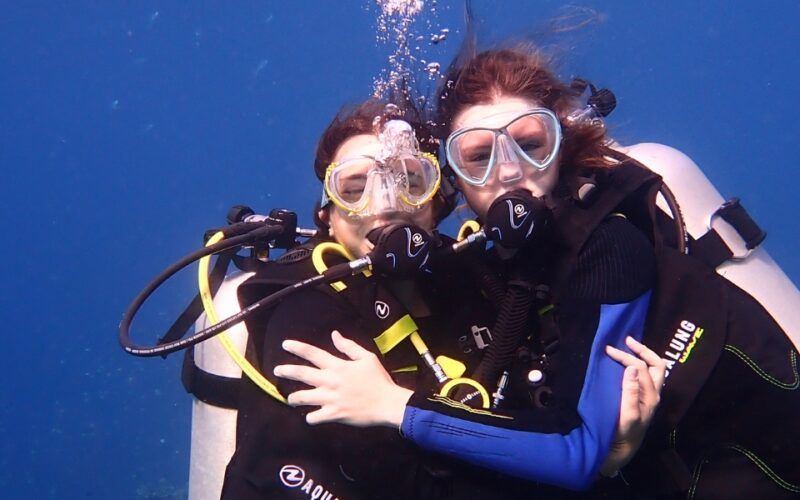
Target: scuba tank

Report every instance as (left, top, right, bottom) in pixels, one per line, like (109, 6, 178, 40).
(615, 142, 800, 349)
(189, 271, 252, 500)
(570, 77, 798, 347)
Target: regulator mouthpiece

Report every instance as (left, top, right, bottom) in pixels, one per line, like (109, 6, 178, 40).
(366, 223, 432, 277)
(484, 191, 551, 249)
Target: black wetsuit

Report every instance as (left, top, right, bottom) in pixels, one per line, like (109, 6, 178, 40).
(220, 203, 657, 498)
(220, 245, 498, 499)
(390, 160, 800, 498)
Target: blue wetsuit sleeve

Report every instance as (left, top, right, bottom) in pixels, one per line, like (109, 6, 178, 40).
(401, 290, 651, 491)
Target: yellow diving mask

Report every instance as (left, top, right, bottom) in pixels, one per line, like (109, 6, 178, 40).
(321, 119, 442, 217)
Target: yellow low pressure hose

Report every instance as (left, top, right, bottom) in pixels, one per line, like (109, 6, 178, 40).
(199, 231, 286, 403)
(457, 220, 481, 241)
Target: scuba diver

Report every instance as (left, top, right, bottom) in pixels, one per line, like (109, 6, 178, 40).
(218, 99, 456, 499)
(275, 44, 800, 498)
(215, 97, 664, 499)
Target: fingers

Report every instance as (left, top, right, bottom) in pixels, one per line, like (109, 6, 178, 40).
(285, 388, 326, 407)
(273, 364, 326, 388)
(605, 345, 647, 371)
(306, 407, 338, 426)
(625, 336, 667, 390)
(331, 330, 372, 361)
(620, 365, 642, 424)
(606, 343, 660, 408)
(624, 336, 659, 361)
(282, 339, 343, 368)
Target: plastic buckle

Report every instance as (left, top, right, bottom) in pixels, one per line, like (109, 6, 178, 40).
(707, 198, 753, 262)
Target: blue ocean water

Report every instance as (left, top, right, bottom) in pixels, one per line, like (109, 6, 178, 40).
(1, 1, 797, 498)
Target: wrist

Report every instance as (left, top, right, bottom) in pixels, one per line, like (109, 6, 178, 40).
(383, 386, 413, 428)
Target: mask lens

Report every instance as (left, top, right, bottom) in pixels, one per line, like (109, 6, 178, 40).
(392, 156, 439, 202)
(329, 157, 375, 205)
(507, 112, 559, 166)
(449, 128, 495, 183)
(447, 109, 562, 185)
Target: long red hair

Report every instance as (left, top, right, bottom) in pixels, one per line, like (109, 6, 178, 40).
(436, 46, 614, 171)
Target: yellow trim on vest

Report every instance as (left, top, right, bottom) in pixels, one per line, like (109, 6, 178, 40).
(427, 394, 513, 419)
(391, 365, 419, 374)
(199, 232, 287, 404)
(438, 377, 491, 409)
(537, 304, 555, 316)
(435, 355, 466, 379)
(373, 314, 419, 355)
(457, 220, 481, 241)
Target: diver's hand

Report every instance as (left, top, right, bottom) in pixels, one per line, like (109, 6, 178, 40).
(600, 336, 666, 478)
(274, 330, 412, 428)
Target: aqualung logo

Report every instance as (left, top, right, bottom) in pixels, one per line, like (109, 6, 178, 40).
(514, 203, 526, 217)
(279, 465, 305, 487)
(278, 464, 339, 500)
(375, 300, 390, 319)
(412, 232, 424, 246)
(662, 320, 705, 378)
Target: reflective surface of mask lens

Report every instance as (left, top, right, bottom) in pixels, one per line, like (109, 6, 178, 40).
(327, 154, 440, 214)
(448, 110, 560, 185)
(330, 157, 375, 204)
(390, 156, 439, 202)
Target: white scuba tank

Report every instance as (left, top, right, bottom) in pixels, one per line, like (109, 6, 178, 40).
(188, 271, 253, 500)
(616, 143, 800, 350)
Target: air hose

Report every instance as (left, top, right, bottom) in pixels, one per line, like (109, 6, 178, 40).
(198, 231, 286, 403)
(469, 271, 536, 392)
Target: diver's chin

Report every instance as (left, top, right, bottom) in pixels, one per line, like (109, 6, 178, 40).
(354, 239, 374, 258)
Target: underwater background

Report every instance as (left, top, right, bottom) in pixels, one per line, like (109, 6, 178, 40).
(1, 1, 797, 498)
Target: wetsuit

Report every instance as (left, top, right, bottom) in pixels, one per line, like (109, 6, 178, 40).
(220, 242, 499, 499)
(401, 213, 656, 493)
(396, 159, 800, 498)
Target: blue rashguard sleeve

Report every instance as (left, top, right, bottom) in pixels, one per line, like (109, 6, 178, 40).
(400, 290, 652, 491)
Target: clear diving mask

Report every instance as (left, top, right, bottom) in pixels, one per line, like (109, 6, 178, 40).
(321, 119, 442, 218)
(445, 108, 562, 187)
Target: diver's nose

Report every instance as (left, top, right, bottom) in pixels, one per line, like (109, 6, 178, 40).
(495, 135, 523, 184)
(370, 171, 399, 214)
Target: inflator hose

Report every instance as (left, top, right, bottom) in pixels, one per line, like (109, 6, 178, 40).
(602, 146, 688, 254)
(462, 251, 506, 311)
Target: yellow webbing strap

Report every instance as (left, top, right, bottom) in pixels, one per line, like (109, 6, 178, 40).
(310, 241, 371, 291)
(391, 365, 418, 374)
(457, 220, 481, 241)
(537, 304, 555, 316)
(438, 377, 491, 409)
(373, 314, 419, 355)
(199, 232, 287, 404)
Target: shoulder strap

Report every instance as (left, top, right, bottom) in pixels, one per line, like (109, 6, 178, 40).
(181, 346, 241, 409)
(549, 158, 663, 294)
(691, 197, 767, 267)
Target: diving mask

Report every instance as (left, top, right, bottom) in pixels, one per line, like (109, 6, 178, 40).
(445, 108, 562, 187)
(321, 120, 442, 217)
